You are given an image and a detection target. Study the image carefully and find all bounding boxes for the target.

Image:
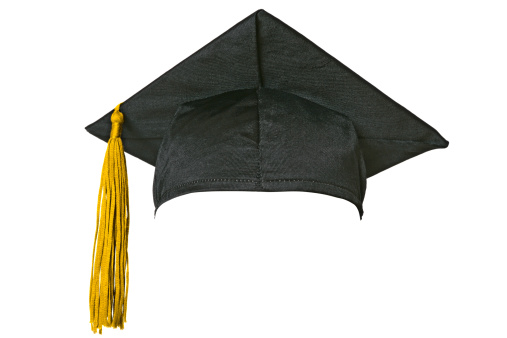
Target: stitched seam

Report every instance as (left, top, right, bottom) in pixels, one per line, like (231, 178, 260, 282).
(172, 178, 257, 190)
(254, 13, 264, 191)
(157, 178, 258, 203)
(157, 177, 359, 204)
(255, 89, 264, 190)
(155, 177, 364, 218)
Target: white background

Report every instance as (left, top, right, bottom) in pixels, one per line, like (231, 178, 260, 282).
(1, 1, 506, 337)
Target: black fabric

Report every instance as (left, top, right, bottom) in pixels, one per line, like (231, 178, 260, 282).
(85, 9, 448, 217)
(153, 88, 366, 216)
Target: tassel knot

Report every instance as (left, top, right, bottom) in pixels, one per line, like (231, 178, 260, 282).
(110, 104, 124, 139)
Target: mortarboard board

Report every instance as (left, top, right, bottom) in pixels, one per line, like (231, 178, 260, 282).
(85, 9, 449, 334)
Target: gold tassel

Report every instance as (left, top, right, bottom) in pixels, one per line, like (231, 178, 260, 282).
(89, 103, 130, 334)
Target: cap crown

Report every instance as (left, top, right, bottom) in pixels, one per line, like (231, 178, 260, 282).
(153, 88, 367, 216)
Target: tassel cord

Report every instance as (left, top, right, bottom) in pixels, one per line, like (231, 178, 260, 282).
(89, 104, 130, 334)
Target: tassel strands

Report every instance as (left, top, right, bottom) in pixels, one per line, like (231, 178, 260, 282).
(89, 104, 130, 334)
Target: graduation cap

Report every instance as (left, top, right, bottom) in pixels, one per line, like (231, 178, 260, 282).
(86, 9, 449, 333)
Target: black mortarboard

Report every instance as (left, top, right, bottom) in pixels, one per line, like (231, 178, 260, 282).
(85, 9, 448, 333)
